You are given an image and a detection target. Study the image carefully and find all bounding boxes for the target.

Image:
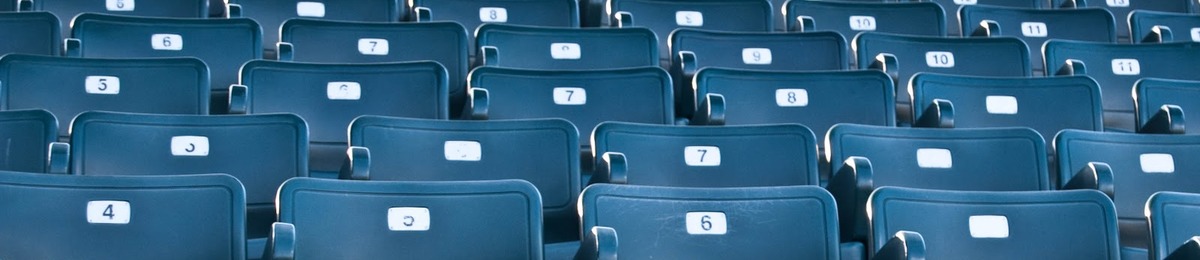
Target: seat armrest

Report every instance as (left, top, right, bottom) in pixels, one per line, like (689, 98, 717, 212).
(1063, 162, 1114, 199)
(792, 16, 815, 32)
(64, 38, 82, 57)
(593, 152, 627, 185)
(1055, 59, 1086, 76)
(914, 99, 954, 128)
(970, 20, 1000, 37)
(463, 88, 489, 120)
(18, 0, 32, 11)
(869, 53, 899, 86)
(48, 142, 69, 174)
(575, 226, 617, 260)
(828, 156, 873, 242)
(339, 146, 370, 180)
(263, 222, 296, 260)
(690, 93, 725, 126)
(1139, 104, 1184, 134)
(226, 3, 242, 18)
(1057, 0, 1078, 8)
(1143, 25, 1174, 43)
(276, 42, 294, 61)
(614, 12, 634, 27)
(228, 84, 249, 115)
(874, 231, 926, 260)
(414, 7, 432, 22)
(479, 46, 498, 67)
(1166, 236, 1200, 260)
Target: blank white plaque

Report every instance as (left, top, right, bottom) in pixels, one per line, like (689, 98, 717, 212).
(916, 148, 952, 169)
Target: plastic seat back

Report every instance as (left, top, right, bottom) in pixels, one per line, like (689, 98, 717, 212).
(828, 124, 1050, 191)
(592, 122, 820, 187)
(1147, 191, 1200, 260)
(784, 1, 945, 37)
(0, 171, 246, 259)
(276, 178, 542, 259)
(0, 110, 56, 172)
(868, 187, 1119, 259)
(910, 73, 1104, 141)
(467, 66, 673, 146)
(1135, 78, 1200, 134)
(694, 68, 895, 136)
(475, 24, 658, 70)
(0, 12, 60, 56)
(579, 184, 839, 259)
(1129, 10, 1200, 43)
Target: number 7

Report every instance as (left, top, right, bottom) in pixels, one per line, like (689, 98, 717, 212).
(697, 149, 707, 162)
(565, 90, 574, 101)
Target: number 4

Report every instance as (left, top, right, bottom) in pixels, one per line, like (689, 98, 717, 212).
(103, 204, 115, 219)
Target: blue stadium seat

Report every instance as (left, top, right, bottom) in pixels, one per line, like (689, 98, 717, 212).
(19, 0, 207, 38)
(52, 111, 308, 257)
(0, 0, 12, 10)
(576, 184, 840, 259)
(826, 123, 1052, 242)
(920, 0, 1044, 36)
(959, 5, 1117, 75)
(784, 1, 946, 37)
(225, 0, 403, 57)
(67, 13, 262, 115)
(867, 187, 1119, 259)
(1055, 130, 1200, 252)
(1043, 40, 1200, 131)
(1087, 0, 1196, 42)
(0, 54, 210, 138)
(855, 32, 1031, 125)
(264, 178, 542, 259)
(1134, 78, 1200, 134)
(590, 122, 820, 187)
(474, 24, 658, 69)
(0, 11, 59, 56)
(409, 0, 578, 58)
(669, 29, 848, 118)
(0, 110, 56, 173)
(606, 0, 774, 61)
(1129, 10, 1200, 43)
(0, 171, 246, 259)
(692, 68, 895, 136)
(909, 73, 1103, 136)
(232, 60, 447, 178)
(345, 116, 579, 243)
(277, 19, 469, 117)
(465, 66, 675, 146)
(1146, 191, 1200, 260)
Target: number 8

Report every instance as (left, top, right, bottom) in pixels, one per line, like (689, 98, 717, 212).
(489, 10, 497, 20)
